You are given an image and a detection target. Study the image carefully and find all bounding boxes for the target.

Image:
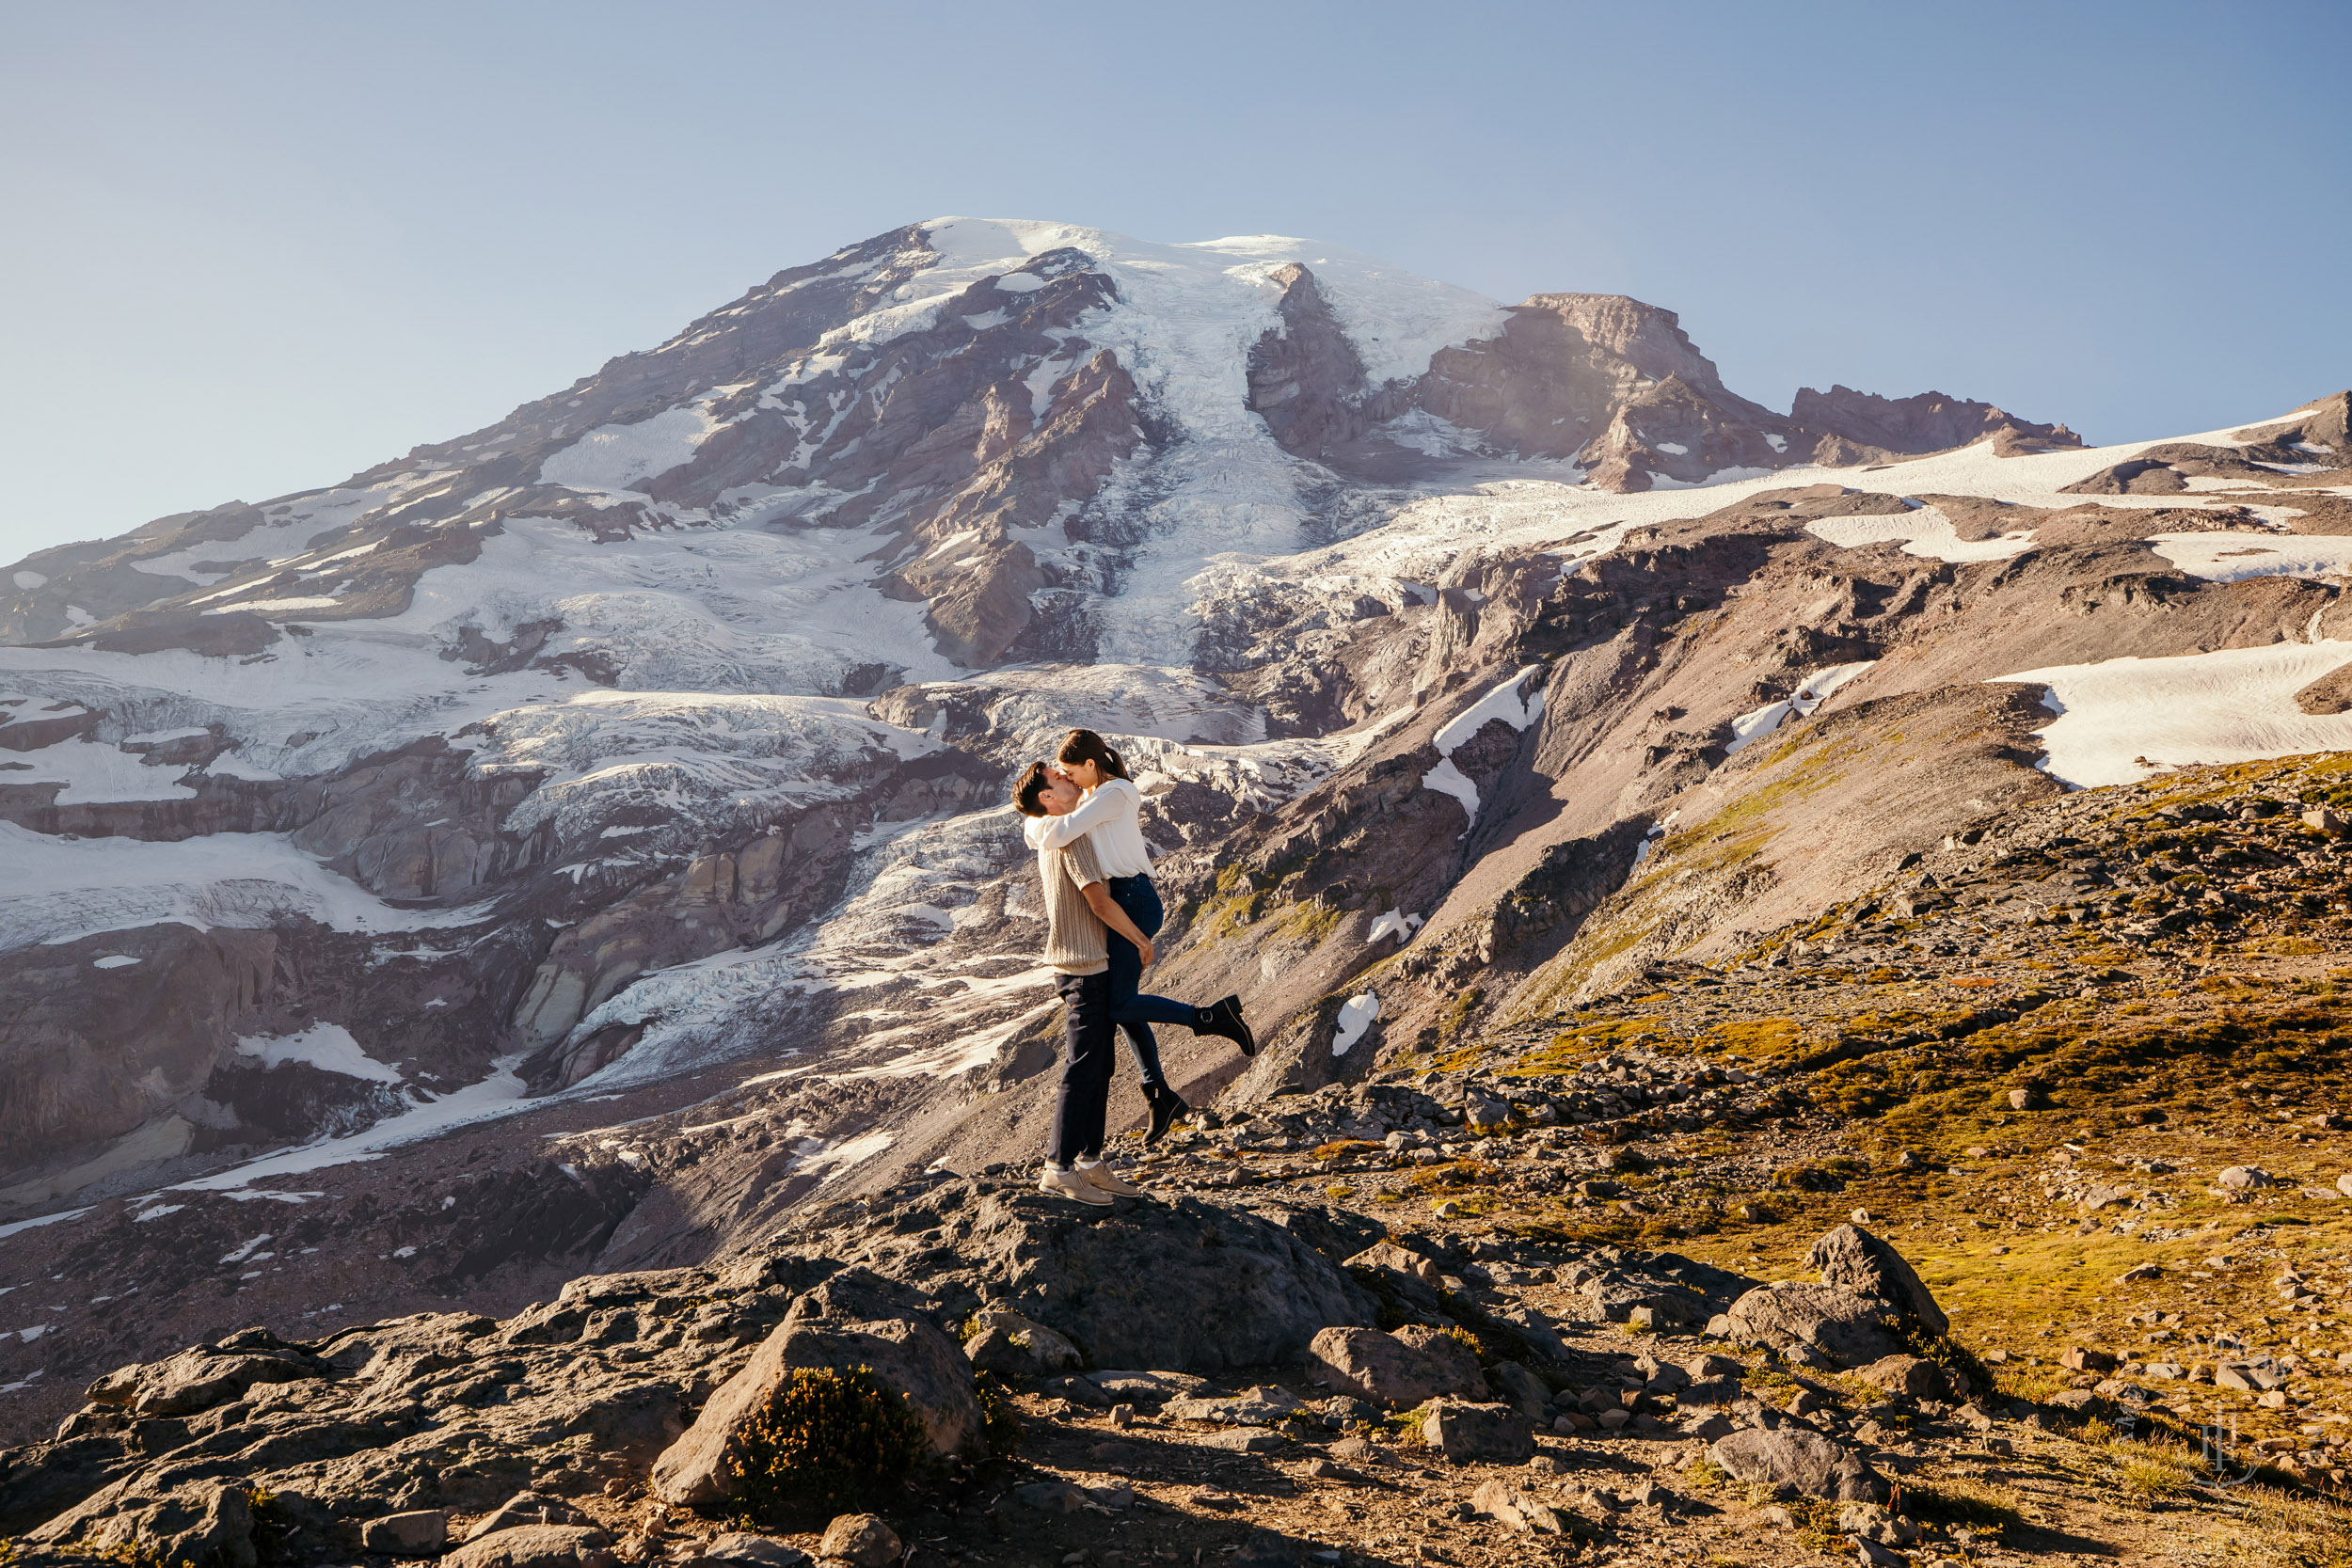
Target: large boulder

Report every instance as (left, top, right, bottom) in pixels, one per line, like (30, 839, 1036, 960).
(1307, 1325, 1487, 1409)
(648, 1281, 979, 1507)
(1710, 1427, 1886, 1503)
(1804, 1224, 1948, 1336)
(32, 1481, 257, 1568)
(1852, 1354, 1960, 1402)
(790, 1183, 1378, 1372)
(1723, 1284, 1907, 1369)
(85, 1331, 328, 1418)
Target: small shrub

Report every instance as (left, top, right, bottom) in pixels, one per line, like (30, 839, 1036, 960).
(1684, 1453, 1732, 1489)
(247, 1484, 294, 1563)
(972, 1370, 1021, 1461)
(726, 1365, 931, 1519)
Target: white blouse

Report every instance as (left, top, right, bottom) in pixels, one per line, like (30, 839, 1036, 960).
(1025, 776, 1154, 879)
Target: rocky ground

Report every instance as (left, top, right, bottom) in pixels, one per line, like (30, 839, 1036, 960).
(14, 750, 2352, 1566)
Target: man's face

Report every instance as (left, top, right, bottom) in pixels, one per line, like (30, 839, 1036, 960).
(1038, 766, 1082, 816)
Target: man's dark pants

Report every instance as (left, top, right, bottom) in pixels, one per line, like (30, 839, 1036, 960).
(1051, 969, 1116, 1165)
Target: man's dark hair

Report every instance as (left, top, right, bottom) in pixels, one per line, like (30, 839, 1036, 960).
(1012, 760, 1053, 817)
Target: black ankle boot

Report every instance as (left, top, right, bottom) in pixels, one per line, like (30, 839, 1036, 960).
(1145, 1085, 1189, 1146)
(1196, 995, 1256, 1057)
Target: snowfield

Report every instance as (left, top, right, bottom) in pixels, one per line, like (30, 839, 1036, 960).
(1999, 641, 2352, 789)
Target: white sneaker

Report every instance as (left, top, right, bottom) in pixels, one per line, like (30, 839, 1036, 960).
(1039, 1165, 1113, 1206)
(1079, 1161, 1145, 1197)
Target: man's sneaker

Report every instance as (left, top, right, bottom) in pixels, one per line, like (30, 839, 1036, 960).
(1199, 995, 1256, 1057)
(1038, 1165, 1113, 1206)
(1145, 1085, 1189, 1147)
(1079, 1161, 1145, 1197)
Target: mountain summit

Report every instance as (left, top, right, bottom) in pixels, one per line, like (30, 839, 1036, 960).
(2, 218, 2348, 1442)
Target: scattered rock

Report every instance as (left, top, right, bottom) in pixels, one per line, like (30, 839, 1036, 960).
(1306, 1324, 1486, 1408)
(361, 1511, 448, 1556)
(1422, 1401, 1534, 1464)
(442, 1524, 618, 1568)
(1234, 1529, 1301, 1568)
(961, 1308, 1080, 1376)
(1200, 1426, 1288, 1453)
(2218, 1166, 2274, 1190)
(1166, 1385, 1307, 1424)
(702, 1534, 812, 1568)
(1710, 1427, 1887, 1503)
(817, 1514, 902, 1568)
(1470, 1479, 1567, 1534)
(468, 1494, 591, 1543)
(1852, 1354, 1953, 1402)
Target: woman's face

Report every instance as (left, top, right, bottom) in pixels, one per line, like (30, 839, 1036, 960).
(1062, 756, 1104, 790)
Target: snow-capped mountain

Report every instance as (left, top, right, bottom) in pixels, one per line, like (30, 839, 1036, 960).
(2, 215, 2347, 1431)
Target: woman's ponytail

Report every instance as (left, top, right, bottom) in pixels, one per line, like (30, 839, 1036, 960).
(1057, 727, 1133, 782)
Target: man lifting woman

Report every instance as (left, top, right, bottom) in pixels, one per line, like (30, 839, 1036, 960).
(1011, 728, 1254, 1205)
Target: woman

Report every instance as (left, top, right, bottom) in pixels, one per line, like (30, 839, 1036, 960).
(1025, 727, 1255, 1144)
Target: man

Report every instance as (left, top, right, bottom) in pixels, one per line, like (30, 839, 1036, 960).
(1014, 762, 1157, 1206)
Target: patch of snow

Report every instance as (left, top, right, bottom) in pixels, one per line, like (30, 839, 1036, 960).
(2149, 531, 2352, 583)
(201, 595, 344, 617)
(1421, 756, 1481, 824)
(1724, 661, 1879, 756)
(1656, 442, 1690, 456)
(1765, 435, 1788, 454)
(1380, 409, 1482, 458)
(1433, 664, 1547, 753)
(218, 1233, 273, 1264)
(131, 1203, 183, 1222)
(1367, 909, 1423, 943)
(539, 402, 729, 494)
(1332, 991, 1380, 1055)
(12, 571, 45, 590)
(0, 1208, 90, 1242)
(1, 821, 495, 955)
(1996, 641, 2352, 788)
(1418, 664, 1546, 832)
(798, 1128, 896, 1184)
(91, 955, 140, 970)
(203, 752, 284, 782)
(234, 1022, 404, 1084)
(1646, 466, 1777, 491)
(1805, 505, 2037, 562)
(6, 737, 196, 804)
(167, 1058, 531, 1192)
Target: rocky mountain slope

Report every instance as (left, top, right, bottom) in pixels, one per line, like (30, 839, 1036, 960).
(3, 215, 2351, 1482)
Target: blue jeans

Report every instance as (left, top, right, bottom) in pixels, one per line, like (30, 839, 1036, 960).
(1104, 875, 1194, 1090)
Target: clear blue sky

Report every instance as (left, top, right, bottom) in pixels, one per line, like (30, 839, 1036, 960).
(3, 0, 2345, 561)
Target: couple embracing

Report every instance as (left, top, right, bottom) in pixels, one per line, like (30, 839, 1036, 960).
(1012, 728, 1255, 1206)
